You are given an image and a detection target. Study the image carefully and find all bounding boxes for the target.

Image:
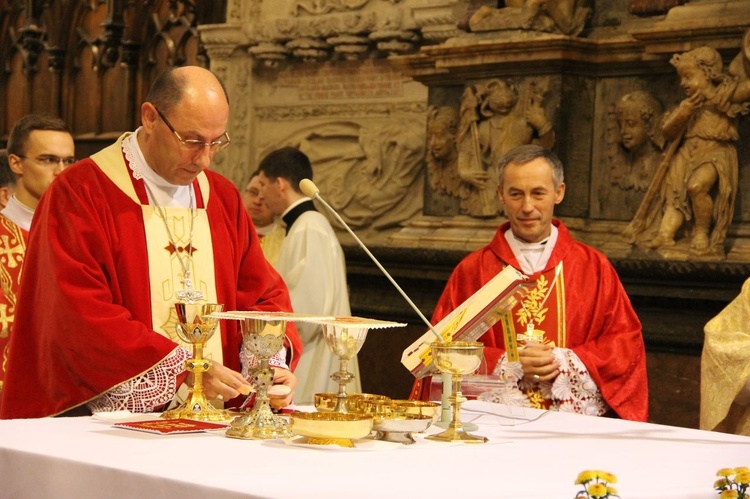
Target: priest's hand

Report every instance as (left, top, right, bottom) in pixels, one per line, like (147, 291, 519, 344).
(519, 341, 560, 383)
(203, 361, 254, 400)
(269, 367, 297, 410)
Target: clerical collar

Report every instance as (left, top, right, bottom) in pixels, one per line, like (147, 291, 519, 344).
(504, 225, 558, 275)
(0, 195, 35, 231)
(122, 129, 193, 208)
(281, 198, 316, 234)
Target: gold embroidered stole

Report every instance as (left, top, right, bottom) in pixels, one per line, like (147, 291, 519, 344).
(0, 215, 26, 390)
(512, 263, 566, 409)
(91, 134, 223, 365)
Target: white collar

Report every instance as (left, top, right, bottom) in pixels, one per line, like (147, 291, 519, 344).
(122, 129, 193, 208)
(0, 195, 35, 231)
(504, 225, 558, 275)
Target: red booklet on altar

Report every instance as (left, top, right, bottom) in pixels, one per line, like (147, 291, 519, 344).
(401, 265, 529, 379)
(114, 419, 228, 435)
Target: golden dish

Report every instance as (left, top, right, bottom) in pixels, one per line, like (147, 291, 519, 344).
(390, 400, 441, 425)
(289, 411, 373, 448)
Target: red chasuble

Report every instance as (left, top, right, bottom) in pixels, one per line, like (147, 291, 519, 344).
(0, 215, 27, 395)
(0, 138, 302, 419)
(410, 220, 648, 422)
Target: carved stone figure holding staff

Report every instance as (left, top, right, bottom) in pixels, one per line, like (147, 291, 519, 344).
(457, 78, 555, 217)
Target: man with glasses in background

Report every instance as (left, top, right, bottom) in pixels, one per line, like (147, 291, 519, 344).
(0, 66, 302, 418)
(0, 114, 75, 397)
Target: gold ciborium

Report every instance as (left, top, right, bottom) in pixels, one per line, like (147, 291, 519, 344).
(426, 341, 487, 443)
(225, 317, 294, 440)
(161, 302, 231, 422)
(323, 322, 369, 413)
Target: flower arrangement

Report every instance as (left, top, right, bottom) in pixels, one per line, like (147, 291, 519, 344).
(715, 467, 750, 498)
(574, 470, 620, 499)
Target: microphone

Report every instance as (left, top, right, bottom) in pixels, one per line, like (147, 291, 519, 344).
(300, 179, 442, 342)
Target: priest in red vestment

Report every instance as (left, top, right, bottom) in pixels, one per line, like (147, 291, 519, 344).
(0, 67, 302, 419)
(410, 145, 648, 422)
(0, 115, 75, 397)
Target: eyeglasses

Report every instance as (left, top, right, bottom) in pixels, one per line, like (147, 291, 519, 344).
(154, 106, 231, 153)
(16, 154, 76, 168)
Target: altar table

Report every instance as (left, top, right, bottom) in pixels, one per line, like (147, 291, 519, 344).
(1, 401, 748, 498)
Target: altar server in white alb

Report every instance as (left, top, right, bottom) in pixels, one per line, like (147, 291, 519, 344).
(257, 146, 359, 405)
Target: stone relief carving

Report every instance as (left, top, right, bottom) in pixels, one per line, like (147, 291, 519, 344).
(291, 0, 403, 16)
(456, 78, 555, 217)
(625, 44, 750, 259)
(426, 106, 462, 198)
(606, 91, 665, 214)
(260, 119, 424, 230)
(246, 5, 418, 65)
(468, 0, 593, 37)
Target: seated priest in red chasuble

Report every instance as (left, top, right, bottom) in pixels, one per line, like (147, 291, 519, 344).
(0, 114, 75, 398)
(0, 66, 302, 419)
(411, 145, 648, 422)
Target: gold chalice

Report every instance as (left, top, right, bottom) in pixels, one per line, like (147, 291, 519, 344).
(426, 341, 487, 443)
(226, 317, 294, 440)
(323, 322, 369, 413)
(161, 302, 231, 422)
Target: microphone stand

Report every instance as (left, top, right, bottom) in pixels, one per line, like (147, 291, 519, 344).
(300, 179, 476, 430)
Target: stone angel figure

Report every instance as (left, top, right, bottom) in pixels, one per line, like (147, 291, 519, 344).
(456, 78, 555, 218)
(606, 91, 665, 215)
(425, 106, 462, 198)
(624, 43, 750, 259)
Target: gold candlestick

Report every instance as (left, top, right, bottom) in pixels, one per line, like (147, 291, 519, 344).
(161, 302, 231, 422)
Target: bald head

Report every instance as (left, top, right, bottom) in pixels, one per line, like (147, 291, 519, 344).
(138, 66, 231, 185)
(147, 66, 229, 115)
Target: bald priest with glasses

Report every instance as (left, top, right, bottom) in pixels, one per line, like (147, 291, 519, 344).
(0, 67, 302, 419)
(0, 114, 75, 397)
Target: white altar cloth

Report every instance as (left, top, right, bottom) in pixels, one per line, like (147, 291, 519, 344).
(1, 401, 748, 498)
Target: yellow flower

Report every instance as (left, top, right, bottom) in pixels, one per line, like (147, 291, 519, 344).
(715, 478, 729, 489)
(587, 483, 608, 498)
(575, 470, 597, 484)
(734, 467, 750, 474)
(719, 490, 739, 499)
(607, 486, 619, 495)
(718, 468, 736, 477)
(735, 471, 750, 485)
(598, 471, 617, 484)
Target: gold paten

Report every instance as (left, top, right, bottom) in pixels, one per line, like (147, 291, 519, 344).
(426, 341, 488, 443)
(226, 318, 294, 440)
(161, 302, 231, 422)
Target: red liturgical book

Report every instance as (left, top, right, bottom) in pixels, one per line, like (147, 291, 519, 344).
(114, 419, 228, 435)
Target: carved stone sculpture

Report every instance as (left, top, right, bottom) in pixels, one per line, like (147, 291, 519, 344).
(625, 44, 750, 259)
(426, 106, 462, 198)
(457, 78, 555, 217)
(607, 91, 664, 214)
(468, 0, 593, 37)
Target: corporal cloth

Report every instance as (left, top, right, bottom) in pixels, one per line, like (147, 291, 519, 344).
(411, 220, 648, 422)
(0, 134, 301, 419)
